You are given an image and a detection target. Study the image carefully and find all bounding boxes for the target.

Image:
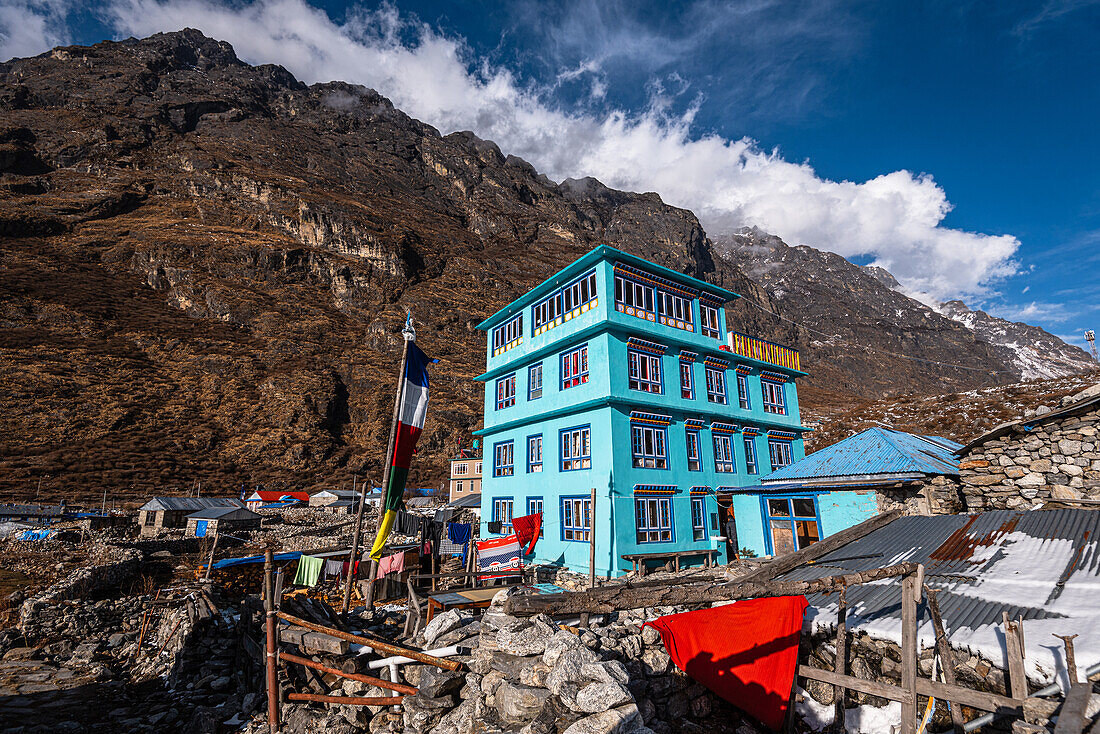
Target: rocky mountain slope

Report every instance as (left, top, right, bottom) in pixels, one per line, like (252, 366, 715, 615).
(0, 30, 1087, 501)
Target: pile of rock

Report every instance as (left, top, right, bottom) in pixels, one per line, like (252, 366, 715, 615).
(18, 548, 141, 631)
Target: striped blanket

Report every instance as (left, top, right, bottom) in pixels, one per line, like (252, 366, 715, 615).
(476, 534, 523, 579)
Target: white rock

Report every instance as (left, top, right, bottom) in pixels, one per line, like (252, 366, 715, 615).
(574, 682, 633, 713)
(562, 703, 642, 734)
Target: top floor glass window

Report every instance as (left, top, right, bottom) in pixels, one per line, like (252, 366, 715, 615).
(700, 303, 721, 339)
(659, 291, 694, 329)
(532, 292, 562, 332)
(563, 271, 597, 312)
(561, 345, 589, 389)
(628, 350, 663, 393)
(532, 270, 597, 334)
(705, 367, 727, 404)
(496, 374, 516, 410)
(615, 274, 655, 315)
(453, 463, 469, 476)
(528, 363, 543, 400)
(474, 462, 482, 475)
(492, 314, 523, 353)
(737, 373, 751, 410)
(762, 380, 787, 414)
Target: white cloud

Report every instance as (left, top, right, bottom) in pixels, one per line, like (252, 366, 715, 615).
(24, 0, 1024, 304)
(0, 0, 73, 61)
(991, 301, 1076, 324)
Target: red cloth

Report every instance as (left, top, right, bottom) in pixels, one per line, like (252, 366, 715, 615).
(511, 513, 542, 554)
(644, 596, 808, 731)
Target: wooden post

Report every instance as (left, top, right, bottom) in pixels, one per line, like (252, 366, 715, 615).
(900, 571, 920, 734)
(203, 531, 219, 581)
(341, 474, 367, 615)
(925, 587, 964, 732)
(1004, 612, 1028, 698)
(1054, 633, 1079, 685)
(1053, 683, 1091, 734)
(834, 586, 847, 731)
(588, 487, 596, 589)
(364, 559, 379, 608)
(264, 549, 280, 733)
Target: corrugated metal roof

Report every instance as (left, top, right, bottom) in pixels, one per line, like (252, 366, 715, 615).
(139, 497, 244, 512)
(186, 507, 263, 520)
(448, 494, 482, 508)
(778, 508, 1100, 635)
(762, 427, 962, 484)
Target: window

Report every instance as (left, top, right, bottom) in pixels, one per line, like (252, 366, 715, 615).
(527, 497, 544, 537)
(495, 374, 516, 410)
(492, 314, 523, 353)
(635, 497, 673, 543)
(700, 303, 721, 339)
(528, 363, 543, 400)
(713, 435, 735, 473)
(705, 367, 727, 404)
(474, 462, 482, 475)
(631, 425, 668, 469)
(744, 436, 758, 475)
(532, 292, 562, 332)
(686, 430, 701, 471)
(144, 512, 155, 527)
(765, 497, 820, 555)
(737, 374, 751, 410)
(453, 462, 468, 476)
(615, 274, 655, 315)
(659, 291, 694, 329)
(527, 435, 543, 473)
(561, 345, 589, 389)
(492, 498, 514, 532)
(563, 271, 597, 312)
(562, 497, 592, 541)
(762, 381, 786, 414)
(493, 441, 514, 477)
(455, 481, 463, 493)
(680, 362, 694, 399)
(691, 497, 707, 542)
(560, 426, 591, 471)
(628, 350, 663, 393)
(769, 439, 793, 469)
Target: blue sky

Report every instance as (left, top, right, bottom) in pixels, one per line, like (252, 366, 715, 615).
(3, 0, 1099, 351)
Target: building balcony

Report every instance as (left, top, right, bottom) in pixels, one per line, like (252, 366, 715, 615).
(726, 331, 801, 372)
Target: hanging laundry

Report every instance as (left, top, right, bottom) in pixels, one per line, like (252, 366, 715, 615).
(476, 534, 522, 580)
(395, 510, 421, 537)
(511, 513, 542, 554)
(439, 522, 470, 561)
(324, 559, 343, 579)
(376, 551, 406, 579)
(643, 596, 808, 731)
(434, 507, 456, 524)
(293, 555, 324, 587)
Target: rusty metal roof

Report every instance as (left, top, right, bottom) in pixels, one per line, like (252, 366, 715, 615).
(762, 427, 961, 485)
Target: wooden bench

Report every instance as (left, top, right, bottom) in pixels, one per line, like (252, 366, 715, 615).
(622, 549, 720, 576)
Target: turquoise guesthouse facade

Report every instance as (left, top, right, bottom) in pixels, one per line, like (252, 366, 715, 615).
(475, 246, 809, 577)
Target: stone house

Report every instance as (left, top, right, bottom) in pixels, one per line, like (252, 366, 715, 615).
(137, 497, 245, 536)
(954, 384, 1100, 512)
(184, 506, 262, 537)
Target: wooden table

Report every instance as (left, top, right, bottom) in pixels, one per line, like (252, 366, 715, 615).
(621, 549, 719, 576)
(424, 583, 567, 621)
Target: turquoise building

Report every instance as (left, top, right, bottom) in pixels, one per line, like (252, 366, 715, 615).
(475, 246, 809, 577)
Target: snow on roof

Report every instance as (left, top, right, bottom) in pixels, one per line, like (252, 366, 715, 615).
(779, 508, 1100, 687)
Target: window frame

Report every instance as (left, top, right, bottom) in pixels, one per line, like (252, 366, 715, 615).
(763, 495, 821, 554)
(705, 366, 727, 404)
(685, 429, 702, 472)
(563, 271, 598, 313)
(744, 435, 759, 475)
(630, 424, 669, 469)
(453, 463, 469, 476)
(532, 291, 563, 332)
(635, 496, 673, 543)
(659, 290, 694, 329)
(680, 361, 694, 399)
(737, 373, 751, 410)
(495, 373, 516, 410)
(561, 496, 592, 542)
(528, 362, 543, 400)
(769, 439, 793, 470)
(614, 273, 656, 316)
(628, 350, 663, 393)
(762, 380, 787, 414)
(492, 498, 514, 533)
(455, 480, 463, 493)
(691, 497, 707, 542)
(700, 303, 721, 339)
(527, 496, 545, 537)
(527, 434, 543, 473)
(492, 314, 523, 352)
(492, 441, 514, 477)
(560, 425, 592, 471)
(560, 344, 590, 389)
(713, 434, 735, 473)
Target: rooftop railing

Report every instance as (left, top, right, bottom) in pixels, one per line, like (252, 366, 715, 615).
(727, 331, 801, 372)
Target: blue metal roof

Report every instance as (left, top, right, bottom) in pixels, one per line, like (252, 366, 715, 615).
(762, 427, 962, 484)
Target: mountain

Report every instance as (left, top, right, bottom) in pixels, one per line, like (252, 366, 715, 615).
(938, 300, 1095, 379)
(0, 30, 1087, 502)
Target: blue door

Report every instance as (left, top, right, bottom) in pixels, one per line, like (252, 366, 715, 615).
(195, 520, 208, 537)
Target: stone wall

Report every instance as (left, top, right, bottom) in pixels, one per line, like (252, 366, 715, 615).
(874, 475, 964, 516)
(19, 547, 142, 632)
(954, 405, 1100, 512)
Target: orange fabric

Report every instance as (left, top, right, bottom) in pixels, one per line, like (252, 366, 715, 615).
(644, 596, 808, 731)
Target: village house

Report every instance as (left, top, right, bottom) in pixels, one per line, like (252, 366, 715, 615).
(476, 245, 809, 577)
(137, 497, 244, 536)
(729, 427, 961, 556)
(449, 450, 483, 503)
(953, 383, 1100, 511)
(309, 488, 363, 509)
(184, 506, 263, 537)
(244, 490, 310, 511)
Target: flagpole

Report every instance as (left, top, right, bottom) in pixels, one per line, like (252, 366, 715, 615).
(357, 313, 414, 614)
(340, 472, 367, 615)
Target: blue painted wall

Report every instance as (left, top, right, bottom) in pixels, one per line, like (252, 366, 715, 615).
(727, 489, 879, 558)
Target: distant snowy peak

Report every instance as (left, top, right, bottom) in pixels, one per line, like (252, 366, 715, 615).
(939, 300, 1096, 380)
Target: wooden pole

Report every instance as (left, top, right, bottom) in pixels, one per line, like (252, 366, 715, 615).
(341, 473, 367, 615)
(900, 571, 920, 734)
(834, 586, 847, 731)
(276, 611, 463, 671)
(1004, 613, 1028, 698)
(925, 587, 965, 732)
(278, 652, 418, 694)
(286, 693, 404, 706)
(589, 487, 597, 589)
(264, 549, 280, 733)
(203, 532, 219, 581)
(1054, 634, 1079, 685)
(506, 562, 918, 616)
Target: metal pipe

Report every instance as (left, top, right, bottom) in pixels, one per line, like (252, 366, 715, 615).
(264, 549, 280, 733)
(286, 692, 403, 706)
(961, 662, 1100, 732)
(366, 645, 466, 668)
(278, 652, 417, 695)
